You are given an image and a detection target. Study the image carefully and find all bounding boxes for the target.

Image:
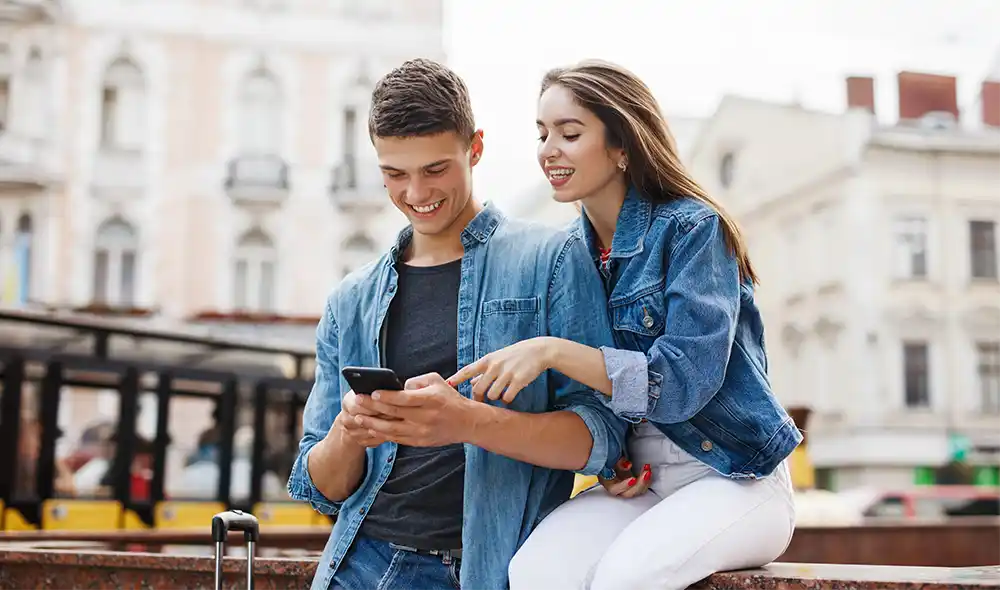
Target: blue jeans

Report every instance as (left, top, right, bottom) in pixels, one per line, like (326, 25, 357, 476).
(330, 535, 461, 590)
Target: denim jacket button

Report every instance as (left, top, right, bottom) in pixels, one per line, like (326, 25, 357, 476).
(700, 440, 713, 452)
(642, 314, 654, 328)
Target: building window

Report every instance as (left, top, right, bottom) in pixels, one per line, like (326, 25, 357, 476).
(719, 151, 735, 189)
(893, 216, 928, 279)
(233, 228, 277, 312)
(970, 220, 997, 280)
(93, 217, 139, 307)
(342, 107, 357, 188)
(0, 42, 10, 133)
(14, 213, 32, 303)
(21, 47, 46, 140)
(341, 232, 376, 278)
(100, 56, 146, 151)
(978, 342, 1000, 414)
(903, 341, 930, 408)
(0, 77, 9, 132)
(237, 65, 283, 155)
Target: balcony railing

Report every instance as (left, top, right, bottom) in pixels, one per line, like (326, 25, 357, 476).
(0, 132, 51, 188)
(225, 154, 290, 207)
(329, 155, 386, 211)
(0, 0, 60, 23)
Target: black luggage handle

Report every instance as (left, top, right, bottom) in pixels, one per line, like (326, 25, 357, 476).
(212, 510, 259, 590)
(212, 509, 260, 543)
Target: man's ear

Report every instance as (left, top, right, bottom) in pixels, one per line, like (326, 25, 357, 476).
(470, 129, 485, 166)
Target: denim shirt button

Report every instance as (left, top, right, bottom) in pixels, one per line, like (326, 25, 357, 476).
(700, 440, 713, 452)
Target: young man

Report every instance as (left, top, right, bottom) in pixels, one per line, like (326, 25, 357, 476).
(286, 58, 626, 590)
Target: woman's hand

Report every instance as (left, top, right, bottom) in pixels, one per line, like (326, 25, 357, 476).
(598, 456, 652, 498)
(448, 337, 554, 404)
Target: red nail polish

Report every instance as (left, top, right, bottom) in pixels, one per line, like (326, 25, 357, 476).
(622, 461, 632, 470)
(628, 477, 637, 486)
(643, 470, 651, 482)
(643, 464, 650, 472)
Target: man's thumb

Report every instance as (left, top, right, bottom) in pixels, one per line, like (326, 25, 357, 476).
(404, 372, 445, 390)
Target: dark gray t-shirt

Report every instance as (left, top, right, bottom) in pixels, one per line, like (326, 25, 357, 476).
(358, 259, 465, 551)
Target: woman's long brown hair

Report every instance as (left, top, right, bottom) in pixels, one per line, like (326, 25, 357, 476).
(542, 60, 758, 285)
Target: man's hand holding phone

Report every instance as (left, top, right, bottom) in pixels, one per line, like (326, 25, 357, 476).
(349, 372, 474, 447)
(336, 389, 393, 448)
(339, 366, 475, 447)
(337, 367, 407, 449)
(308, 367, 404, 502)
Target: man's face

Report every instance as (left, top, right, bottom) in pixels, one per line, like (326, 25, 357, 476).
(374, 130, 484, 237)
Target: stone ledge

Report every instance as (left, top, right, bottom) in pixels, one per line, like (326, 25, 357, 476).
(693, 563, 1000, 589)
(0, 549, 998, 589)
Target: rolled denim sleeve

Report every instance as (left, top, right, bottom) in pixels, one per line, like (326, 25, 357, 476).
(600, 347, 655, 421)
(547, 235, 627, 479)
(602, 214, 740, 425)
(286, 293, 346, 516)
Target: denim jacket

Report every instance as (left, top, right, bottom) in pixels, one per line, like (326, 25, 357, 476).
(573, 187, 802, 480)
(287, 203, 627, 590)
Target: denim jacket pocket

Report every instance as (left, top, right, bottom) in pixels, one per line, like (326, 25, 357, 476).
(610, 286, 666, 350)
(477, 297, 541, 355)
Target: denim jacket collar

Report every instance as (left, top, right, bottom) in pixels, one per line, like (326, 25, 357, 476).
(386, 200, 504, 266)
(581, 185, 651, 260)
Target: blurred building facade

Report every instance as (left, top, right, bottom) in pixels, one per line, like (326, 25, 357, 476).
(687, 72, 1000, 490)
(0, 0, 443, 500)
(0, 0, 440, 324)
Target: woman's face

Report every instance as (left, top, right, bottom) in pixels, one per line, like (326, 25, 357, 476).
(536, 84, 624, 203)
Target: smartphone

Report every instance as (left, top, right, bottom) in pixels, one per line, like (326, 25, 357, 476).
(342, 366, 404, 395)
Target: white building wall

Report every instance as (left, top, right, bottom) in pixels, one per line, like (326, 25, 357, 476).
(688, 95, 1000, 489)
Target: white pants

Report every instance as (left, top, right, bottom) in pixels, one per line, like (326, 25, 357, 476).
(509, 422, 796, 590)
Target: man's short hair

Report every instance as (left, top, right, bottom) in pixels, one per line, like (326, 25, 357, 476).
(368, 58, 476, 144)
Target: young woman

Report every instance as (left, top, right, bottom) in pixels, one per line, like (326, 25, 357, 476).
(448, 60, 799, 589)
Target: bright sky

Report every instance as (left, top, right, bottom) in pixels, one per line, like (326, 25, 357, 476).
(442, 0, 1000, 208)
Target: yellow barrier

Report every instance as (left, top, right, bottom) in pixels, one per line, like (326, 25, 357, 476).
(312, 512, 334, 527)
(154, 501, 226, 529)
(121, 508, 151, 530)
(572, 474, 599, 498)
(789, 447, 815, 490)
(2, 506, 36, 531)
(41, 500, 122, 530)
(252, 502, 317, 529)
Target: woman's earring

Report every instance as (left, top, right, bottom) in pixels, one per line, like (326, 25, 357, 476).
(618, 160, 627, 172)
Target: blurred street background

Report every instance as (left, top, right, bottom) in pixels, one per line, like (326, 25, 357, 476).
(0, 0, 998, 563)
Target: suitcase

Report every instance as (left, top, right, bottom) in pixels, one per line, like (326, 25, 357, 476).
(211, 509, 260, 590)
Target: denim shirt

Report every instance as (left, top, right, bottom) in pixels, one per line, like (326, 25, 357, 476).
(572, 187, 802, 480)
(287, 203, 627, 590)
